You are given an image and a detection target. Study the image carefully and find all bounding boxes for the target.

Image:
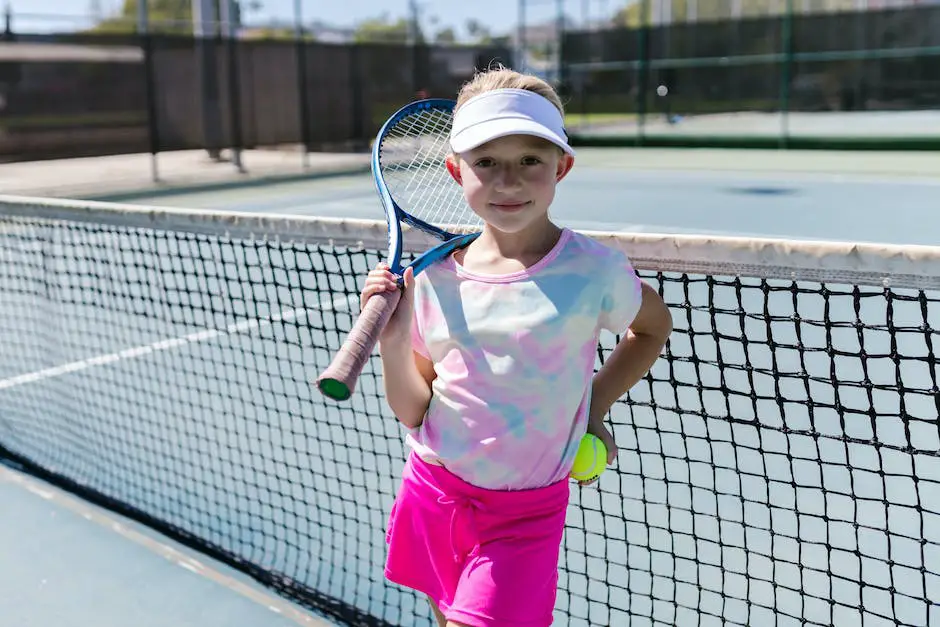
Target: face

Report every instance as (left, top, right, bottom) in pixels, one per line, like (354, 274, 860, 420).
(446, 134, 574, 235)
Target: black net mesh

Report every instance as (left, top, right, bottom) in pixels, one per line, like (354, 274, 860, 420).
(0, 205, 937, 626)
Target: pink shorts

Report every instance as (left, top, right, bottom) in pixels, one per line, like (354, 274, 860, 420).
(384, 453, 570, 627)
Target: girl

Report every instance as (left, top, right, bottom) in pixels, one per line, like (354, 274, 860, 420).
(360, 68, 674, 627)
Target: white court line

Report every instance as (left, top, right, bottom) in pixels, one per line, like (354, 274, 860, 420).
(0, 293, 357, 391)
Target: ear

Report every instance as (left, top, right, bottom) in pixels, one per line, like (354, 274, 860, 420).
(445, 154, 463, 185)
(555, 153, 575, 182)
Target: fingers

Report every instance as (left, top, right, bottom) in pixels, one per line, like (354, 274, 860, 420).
(368, 262, 397, 283)
(577, 426, 619, 488)
(586, 422, 619, 467)
(400, 267, 415, 303)
(365, 273, 398, 291)
(360, 263, 402, 310)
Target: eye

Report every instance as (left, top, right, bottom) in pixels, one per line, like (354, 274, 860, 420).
(521, 155, 543, 166)
(474, 158, 496, 168)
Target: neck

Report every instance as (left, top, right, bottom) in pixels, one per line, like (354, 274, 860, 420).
(479, 220, 562, 260)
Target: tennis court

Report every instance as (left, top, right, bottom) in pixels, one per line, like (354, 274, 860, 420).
(1, 165, 937, 627)
(0, 464, 327, 627)
(104, 148, 940, 247)
(566, 110, 940, 140)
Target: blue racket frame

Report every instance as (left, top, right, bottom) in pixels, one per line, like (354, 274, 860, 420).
(372, 98, 480, 280)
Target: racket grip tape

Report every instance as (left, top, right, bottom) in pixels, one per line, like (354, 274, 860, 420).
(316, 288, 403, 401)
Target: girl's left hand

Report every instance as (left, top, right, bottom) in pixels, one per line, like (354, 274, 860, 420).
(579, 421, 618, 486)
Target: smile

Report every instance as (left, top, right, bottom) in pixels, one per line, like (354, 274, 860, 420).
(490, 201, 531, 211)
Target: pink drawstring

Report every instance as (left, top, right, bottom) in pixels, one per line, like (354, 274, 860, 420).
(437, 494, 485, 563)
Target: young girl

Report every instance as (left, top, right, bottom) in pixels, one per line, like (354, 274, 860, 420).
(360, 68, 674, 627)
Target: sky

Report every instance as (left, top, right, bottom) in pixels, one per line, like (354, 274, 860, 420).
(8, 0, 623, 38)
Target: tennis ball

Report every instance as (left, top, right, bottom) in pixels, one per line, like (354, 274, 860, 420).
(570, 434, 608, 483)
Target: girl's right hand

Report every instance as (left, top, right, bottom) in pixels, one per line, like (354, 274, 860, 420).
(360, 262, 415, 344)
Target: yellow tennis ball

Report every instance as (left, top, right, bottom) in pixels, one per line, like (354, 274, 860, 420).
(570, 434, 607, 482)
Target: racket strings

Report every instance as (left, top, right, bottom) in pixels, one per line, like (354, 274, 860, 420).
(380, 108, 479, 234)
(385, 110, 455, 222)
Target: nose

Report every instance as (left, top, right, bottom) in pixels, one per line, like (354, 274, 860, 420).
(494, 164, 523, 191)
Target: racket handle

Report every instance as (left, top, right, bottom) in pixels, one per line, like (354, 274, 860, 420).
(317, 289, 403, 401)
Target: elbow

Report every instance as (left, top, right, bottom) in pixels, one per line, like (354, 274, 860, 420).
(637, 311, 673, 345)
(652, 300, 674, 342)
(383, 359, 433, 429)
(390, 395, 430, 430)
(636, 321, 672, 358)
(659, 312, 674, 340)
(397, 413, 425, 430)
(634, 283, 674, 344)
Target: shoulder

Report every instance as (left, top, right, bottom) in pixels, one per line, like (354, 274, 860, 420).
(557, 230, 634, 269)
(411, 255, 458, 305)
(414, 254, 456, 283)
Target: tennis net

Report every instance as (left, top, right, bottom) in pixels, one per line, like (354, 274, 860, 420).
(0, 195, 938, 627)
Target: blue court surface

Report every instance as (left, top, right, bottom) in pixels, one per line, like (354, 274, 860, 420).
(104, 150, 940, 247)
(0, 464, 335, 627)
(2, 149, 938, 627)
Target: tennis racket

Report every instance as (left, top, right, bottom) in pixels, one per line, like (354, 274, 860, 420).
(316, 98, 482, 401)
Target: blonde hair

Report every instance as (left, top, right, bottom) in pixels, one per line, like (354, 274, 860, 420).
(455, 65, 565, 116)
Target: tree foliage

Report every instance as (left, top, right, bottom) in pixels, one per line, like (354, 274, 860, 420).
(353, 14, 421, 44)
(612, 0, 858, 27)
(89, 0, 256, 34)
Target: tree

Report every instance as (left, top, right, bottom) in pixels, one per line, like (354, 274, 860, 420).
(89, 0, 258, 34)
(611, 0, 845, 26)
(240, 26, 310, 41)
(434, 27, 457, 44)
(353, 14, 422, 44)
(465, 18, 493, 44)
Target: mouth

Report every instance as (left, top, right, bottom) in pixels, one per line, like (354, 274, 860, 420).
(489, 200, 531, 212)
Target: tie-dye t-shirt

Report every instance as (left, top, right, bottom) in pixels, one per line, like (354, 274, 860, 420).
(405, 228, 644, 490)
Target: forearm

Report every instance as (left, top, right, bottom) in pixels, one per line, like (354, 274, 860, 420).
(589, 331, 667, 423)
(379, 339, 432, 429)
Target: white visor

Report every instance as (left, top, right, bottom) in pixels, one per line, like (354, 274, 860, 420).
(450, 88, 575, 156)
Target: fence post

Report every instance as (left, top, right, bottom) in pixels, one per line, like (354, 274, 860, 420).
(518, 0, 527, 72)
(780, 0, 794, 149)
(555, 0, 564, 86)
(412, 43, 425, 99)
(193, 0, 223, 161)
(294, 0, 310, 168)
(349, 45, 365, 148)
(137, 0, 159, 182)
(637, 0, 650, 145)
(220, 0, 243, 172)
